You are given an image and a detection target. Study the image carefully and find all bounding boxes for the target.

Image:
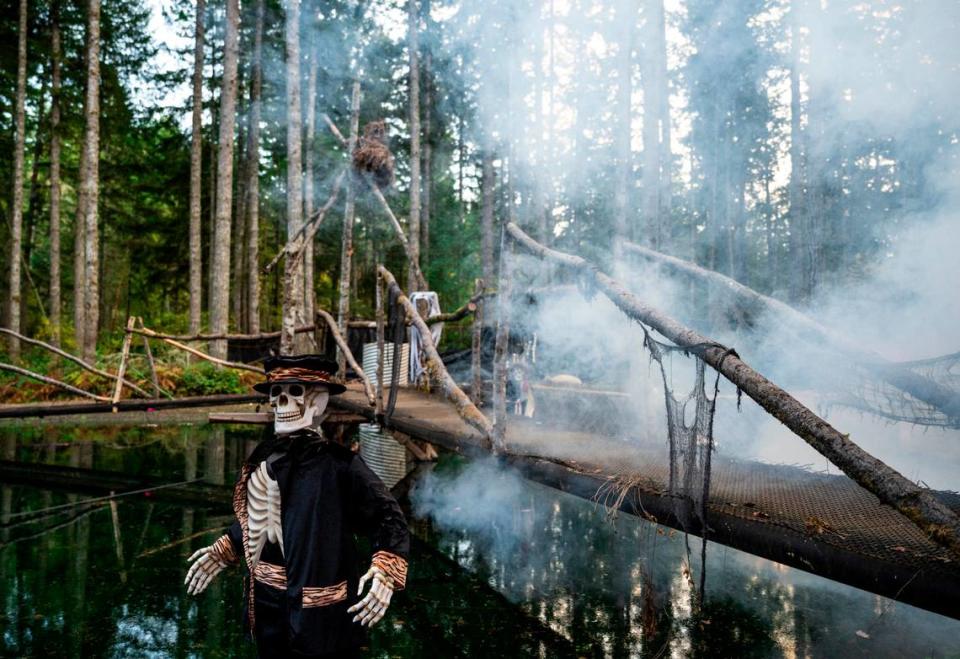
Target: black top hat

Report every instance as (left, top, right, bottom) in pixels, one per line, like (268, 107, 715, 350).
(253, 354, 346, 395)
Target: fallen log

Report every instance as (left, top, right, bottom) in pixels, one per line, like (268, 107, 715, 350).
(622, 241, 960, 424)
(315, 309, 376, 406)
(0, 392, 264, 419)
(427, 289, 486, 324)
(0, 362, 112, 402)
(507, 222, 960, 557)
(378, 265, 493, 442)
(0, 327, 150, 397)
(131, 327, 263, 374)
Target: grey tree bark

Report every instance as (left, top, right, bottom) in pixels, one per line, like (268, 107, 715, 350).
(208, 0, 240, 359)
(48, 0, 62, 347)
(640, 0, 668, 250)
(7, 0, 27, 361)
(406, 0, 422, 292)
(337, 80, 361, 375)
(189, 0, 205, 336)
(303, 42, 319, 328)
(280, 0, 307, 355)
(480, 153, 495, 286)
(245, 0, 264, 335)
(613, 0, 636, 262)
(421, 51, 432, 271)
(79, 0, 101, 363)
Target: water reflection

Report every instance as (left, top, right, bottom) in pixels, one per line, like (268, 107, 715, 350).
(2, 422, 958, 657)
(412, 456, 960, 658)
(0, 424, 575, 658)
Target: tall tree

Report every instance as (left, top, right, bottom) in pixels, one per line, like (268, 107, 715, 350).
(189, 0, 206, 336)
(641, 0, 670, 250)
(480, 152, 495, 285)
(7, 0, 28, 361)
(280, 0, 306, 354)
(303, 40, 319, 328)
(613, 0, 637, 261)
(245, 0, 264, 335)
(208, 0, 240, 359)
(406, 0, 422, 292)
(337, 80, 361, 375)
(48, 0, 62, 347)
(76, 0, 102, 362)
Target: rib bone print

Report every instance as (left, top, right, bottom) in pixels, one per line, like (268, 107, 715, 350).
(246, 461, 283, 569)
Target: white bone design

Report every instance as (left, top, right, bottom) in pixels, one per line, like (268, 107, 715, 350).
(247, 461, 283, 569)
(269, 383, 330, 435)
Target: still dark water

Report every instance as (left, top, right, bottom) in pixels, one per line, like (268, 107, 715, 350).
(1, 421, 958, 658)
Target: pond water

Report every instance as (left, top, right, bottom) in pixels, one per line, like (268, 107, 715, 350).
(1, 421, 958, 658)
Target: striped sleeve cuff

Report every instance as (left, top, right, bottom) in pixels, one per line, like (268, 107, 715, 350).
(211, 534, 240, 566)
(371, 550, 408, 591)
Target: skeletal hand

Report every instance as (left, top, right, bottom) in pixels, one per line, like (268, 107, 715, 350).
(184, 544, 228, 595)
(347, 566, 394, 627)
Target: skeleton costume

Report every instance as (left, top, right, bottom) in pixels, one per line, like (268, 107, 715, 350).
(185, 356, 410, 658)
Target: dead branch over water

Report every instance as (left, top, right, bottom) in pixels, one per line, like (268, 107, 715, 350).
(507, 222, 960, 557)
(0, 362, 111, 401)
(0, 326, 149, 397)
(622, 240, 960, 423)
(378, 265, 493, 442)
(315, 309, 376, 406)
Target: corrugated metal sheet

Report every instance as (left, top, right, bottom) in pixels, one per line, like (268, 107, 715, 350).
(358, 423, 408, 489)
(362, 342, 409, 387)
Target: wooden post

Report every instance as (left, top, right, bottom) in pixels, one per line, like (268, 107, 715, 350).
(136, 317, 163, 398)
(378, 265, 493, 442)
(376, 266, 385, 417)
(111, 316, 136, 411)
(471, 278, 484, 406)
(315, 309, 376, 407)
(506, 221, 960, 557)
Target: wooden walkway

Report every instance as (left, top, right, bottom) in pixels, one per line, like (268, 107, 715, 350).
(332, 383, 960, 620)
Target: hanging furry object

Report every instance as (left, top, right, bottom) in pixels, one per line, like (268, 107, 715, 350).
(352, 120, 395, 189)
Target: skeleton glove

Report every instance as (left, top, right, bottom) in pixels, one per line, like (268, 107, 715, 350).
(348, 566, 395, 627)
(185, 534, 238, 595)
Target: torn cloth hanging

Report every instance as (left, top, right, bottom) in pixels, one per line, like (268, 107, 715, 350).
(408, 291, 442, 384)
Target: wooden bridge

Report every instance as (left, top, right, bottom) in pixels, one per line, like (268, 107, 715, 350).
(332, 382, 960, 621)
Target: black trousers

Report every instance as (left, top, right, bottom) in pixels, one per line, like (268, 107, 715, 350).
(253, 583, 362, 659)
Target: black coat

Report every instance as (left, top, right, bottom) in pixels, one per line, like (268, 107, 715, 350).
(226, 431, 409, 656)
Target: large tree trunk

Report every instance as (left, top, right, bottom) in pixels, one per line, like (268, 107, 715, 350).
(406, 0, 422, 292)
(78, 0, 102, 363)
(208, 0, 240, 359)
(612, 0, 636, 262)
(641, 0, 668, 250)
(280, 0, 307, 355)
(245, 0, 264, 335)
(788, 2, 809, 302)
(49, 0, 62, 347)
(508, 222, 960, 558)
(420, 1, 432, 271)
(303, 42, 319, 329)
(337, 80, 361, 375)
(480, 152, 495, 286)
(189, 0, 205, 335)
(7, 0, 28, 361)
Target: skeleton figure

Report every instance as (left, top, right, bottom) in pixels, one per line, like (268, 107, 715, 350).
(185, 374, 402, 631)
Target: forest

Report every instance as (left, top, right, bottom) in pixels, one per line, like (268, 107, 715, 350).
(0, 0, 957, 394)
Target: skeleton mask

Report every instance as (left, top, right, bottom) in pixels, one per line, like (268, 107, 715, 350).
(269, 383, 330, 434)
